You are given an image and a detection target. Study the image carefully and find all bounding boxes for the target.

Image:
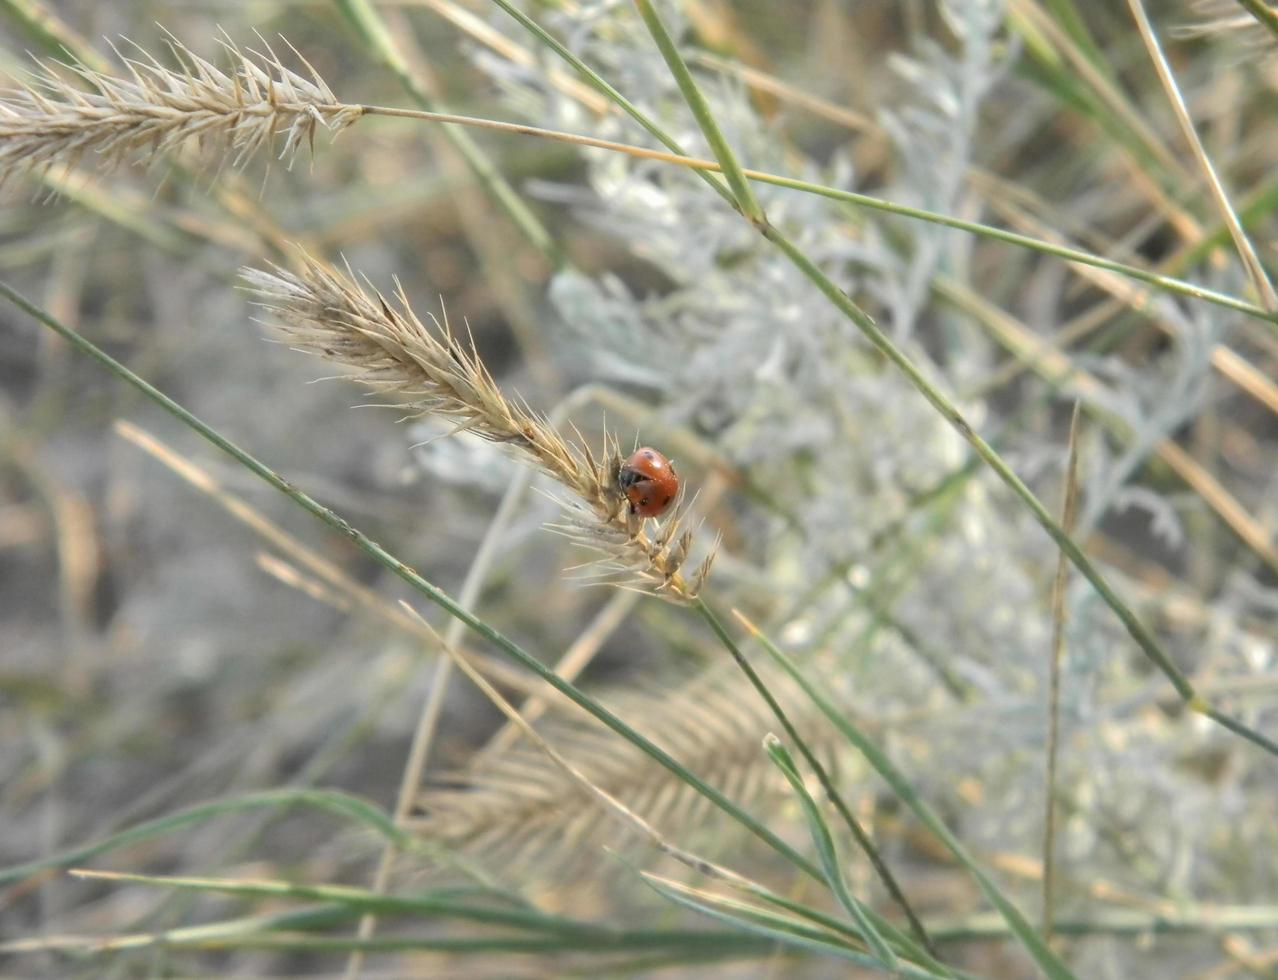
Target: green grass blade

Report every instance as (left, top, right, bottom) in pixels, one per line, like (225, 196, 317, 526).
(693, 599, 935, 953)
(0, 0, 110, 72)
(757, 230, 1278, 757)
(1039, 0, 1112, 70)
(0, 789, 407, 887)
(0, 907, 356, 955)
(479, 6, 1274, 326)
(763, 735, 897, 969)
(740, 170, 1274, 327)
(641, 873, 947, 978)
(631, 0, 763, 222)
(82, 932, 758, 955)
(67, 869, 786, 950)
(740, 617, 1080, 980)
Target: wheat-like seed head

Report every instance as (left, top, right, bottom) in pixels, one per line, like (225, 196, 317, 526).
(243, 254, 716, 601)
(407, 661, 829, 881)
(0, 31, 361, 184)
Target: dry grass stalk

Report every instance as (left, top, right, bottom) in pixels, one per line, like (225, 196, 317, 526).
(243, 253, 715, 601)
(0, 32, 361, 184)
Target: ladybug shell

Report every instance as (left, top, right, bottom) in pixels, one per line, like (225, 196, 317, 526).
(619, 447, 679, 518)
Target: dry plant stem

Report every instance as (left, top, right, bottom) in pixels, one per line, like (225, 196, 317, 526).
(938, 276, 1278, 578)
(1126, 0, 1277, 310)
(1009, 0, 1198, 220)
(419, 0, 610, 114)
(615, 0, 1275, 761)
(1234, 0, 1278, 39)
(978, 196, 1278, 418)
(763, 231, 1278, 761)
(353, 107, 1272, 325)
(247, 552, 530, 702)
(695, 600, 937, 957)
(112, 420, 534, 693)
(0, 414, 96, 690)
(687, 49, 874, 132)
(1, 0, 109, 74)
(334, 0, 562, 268)
(1043, 402, 1083, 942)
(254, 552, 537, 694)
(375, 6, 559, 393)
(482, 589, 641, 760)
(350, 473, 529, 970)
(732, 41, 1278, 365)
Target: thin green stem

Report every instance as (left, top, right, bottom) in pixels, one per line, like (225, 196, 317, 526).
(736, 614, 1079, 980)
(361, 99, 1278, 329)
(1235, 0, 1278, 41)
(632, 0, 763, 223)
(642, 873, 948, 979)
(0, 789, 407, 887)
(695, 599, 937, 957)
(764, 736, 898, 969)
(487, 0, 733, 203)
(481, 4, 1276, 326)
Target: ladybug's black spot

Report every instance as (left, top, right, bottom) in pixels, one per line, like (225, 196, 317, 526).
(643, 450, 655, 461)
(639, 496, 650, 506)
(662, 494, 672, 506)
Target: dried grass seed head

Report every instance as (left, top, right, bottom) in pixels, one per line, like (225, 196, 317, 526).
(243, 254, 715, 601)
(0, 30, 361, 185)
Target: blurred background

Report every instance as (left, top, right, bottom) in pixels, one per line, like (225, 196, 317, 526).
(2, 1, 1277, 976)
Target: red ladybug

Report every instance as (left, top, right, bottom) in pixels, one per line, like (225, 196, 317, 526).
(619, 447, 679, 518)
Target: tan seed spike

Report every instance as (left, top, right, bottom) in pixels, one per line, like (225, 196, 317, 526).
(243, 252, 714, 601)
(0, 32, 361, 187)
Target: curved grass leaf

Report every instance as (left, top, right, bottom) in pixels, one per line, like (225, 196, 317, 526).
(740, 616, 1079, 980)
(0, 788, 406, 887)
(764, 735, 897, 969)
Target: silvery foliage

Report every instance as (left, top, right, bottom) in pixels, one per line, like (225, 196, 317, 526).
(475, 0, 1277, 940)
(1074, 299, 1216, 544)
(876, 0, 1009, 352)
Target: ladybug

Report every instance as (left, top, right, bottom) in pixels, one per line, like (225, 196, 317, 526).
(618, 447, 679, 518)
